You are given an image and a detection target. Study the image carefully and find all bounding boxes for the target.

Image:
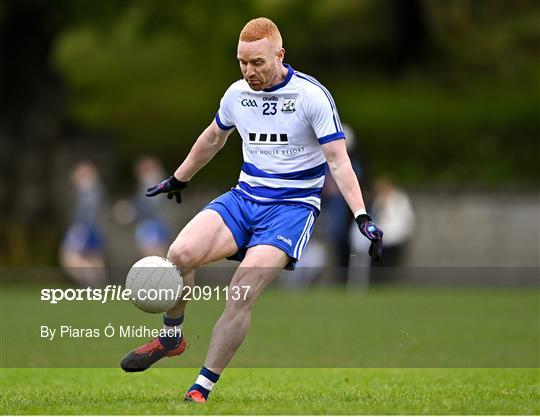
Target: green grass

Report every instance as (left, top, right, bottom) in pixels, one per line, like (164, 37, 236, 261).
(1, 285, 538, 368)
(1, 368, 538, 414)
(1, 285, 539, 413)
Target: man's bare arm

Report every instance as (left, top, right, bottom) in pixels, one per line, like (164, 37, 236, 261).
(321, 139, 366, 215)
(174, 121, 234, 181)
(321, 139, 383, 259)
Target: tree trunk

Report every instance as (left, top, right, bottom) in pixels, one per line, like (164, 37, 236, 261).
(0, 0, 66, 264)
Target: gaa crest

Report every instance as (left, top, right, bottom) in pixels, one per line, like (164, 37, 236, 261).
(281, 97, 296, 113)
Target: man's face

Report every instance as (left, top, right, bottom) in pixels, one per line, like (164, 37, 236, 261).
(237, 38, 283, 91)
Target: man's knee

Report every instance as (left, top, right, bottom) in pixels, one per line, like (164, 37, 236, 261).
(167, 239, 200, 270)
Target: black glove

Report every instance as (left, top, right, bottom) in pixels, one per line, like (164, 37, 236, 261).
(355, 214, 384, 261)
(145, 176, 187, 204)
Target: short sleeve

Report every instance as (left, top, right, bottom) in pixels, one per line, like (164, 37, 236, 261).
(306, 87, 345, 144)
(215, 85, 236, 131)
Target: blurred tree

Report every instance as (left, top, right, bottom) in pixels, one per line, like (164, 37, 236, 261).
(390, 0, 431, 69)
(0, 0, 135, 265)
(0, 0, 256, 264)
(1, 0, 68, 264)
(0, 0, 538, 266)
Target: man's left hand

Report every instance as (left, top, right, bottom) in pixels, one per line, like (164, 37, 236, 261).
(356, 214, 383, 261)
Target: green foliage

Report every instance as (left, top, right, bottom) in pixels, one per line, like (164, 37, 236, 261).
(53, 0, 540, 185)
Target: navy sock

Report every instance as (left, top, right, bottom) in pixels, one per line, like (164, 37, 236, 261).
(189, 366, 220, 399)
(159, 315, 183, 349)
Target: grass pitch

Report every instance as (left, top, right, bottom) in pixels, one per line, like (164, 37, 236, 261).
(1, 368, 538, 414)
(1, 284, 539, 414)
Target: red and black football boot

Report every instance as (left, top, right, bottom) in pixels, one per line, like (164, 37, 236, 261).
(120, 335, 186, 372)
(184, 389, 207, 403)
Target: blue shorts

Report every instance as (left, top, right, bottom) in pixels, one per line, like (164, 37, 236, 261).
(62, 222, 104, 254)
(204, 191, 317, 270)
(135, 219, 170, 248)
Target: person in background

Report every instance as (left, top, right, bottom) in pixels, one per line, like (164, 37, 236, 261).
(280, 236, 328, 288)
(349, 176, 414, 286)
(132, 156, 171, 257)
(60, 161, 106, 287)
(321, 124, 364, 283)
(370, 176, 415, 279)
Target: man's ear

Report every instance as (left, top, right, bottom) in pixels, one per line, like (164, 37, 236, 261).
(277, 47, 285, 62)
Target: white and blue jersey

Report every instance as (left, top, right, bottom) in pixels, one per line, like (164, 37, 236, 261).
(207, 64, 345, 268)
(215, 64, 345, 213)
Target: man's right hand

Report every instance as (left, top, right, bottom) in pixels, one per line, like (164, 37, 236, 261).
(145, 176, 188, 204)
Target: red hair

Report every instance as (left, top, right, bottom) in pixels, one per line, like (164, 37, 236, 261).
(239, 17, 282, 45)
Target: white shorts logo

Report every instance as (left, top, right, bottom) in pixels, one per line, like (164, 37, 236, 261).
(277, 235, 293, 247)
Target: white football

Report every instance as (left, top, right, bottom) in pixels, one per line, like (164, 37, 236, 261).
(126, 256, 183, 314)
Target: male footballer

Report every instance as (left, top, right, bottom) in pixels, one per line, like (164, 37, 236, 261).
(121, 17, 383, 403)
